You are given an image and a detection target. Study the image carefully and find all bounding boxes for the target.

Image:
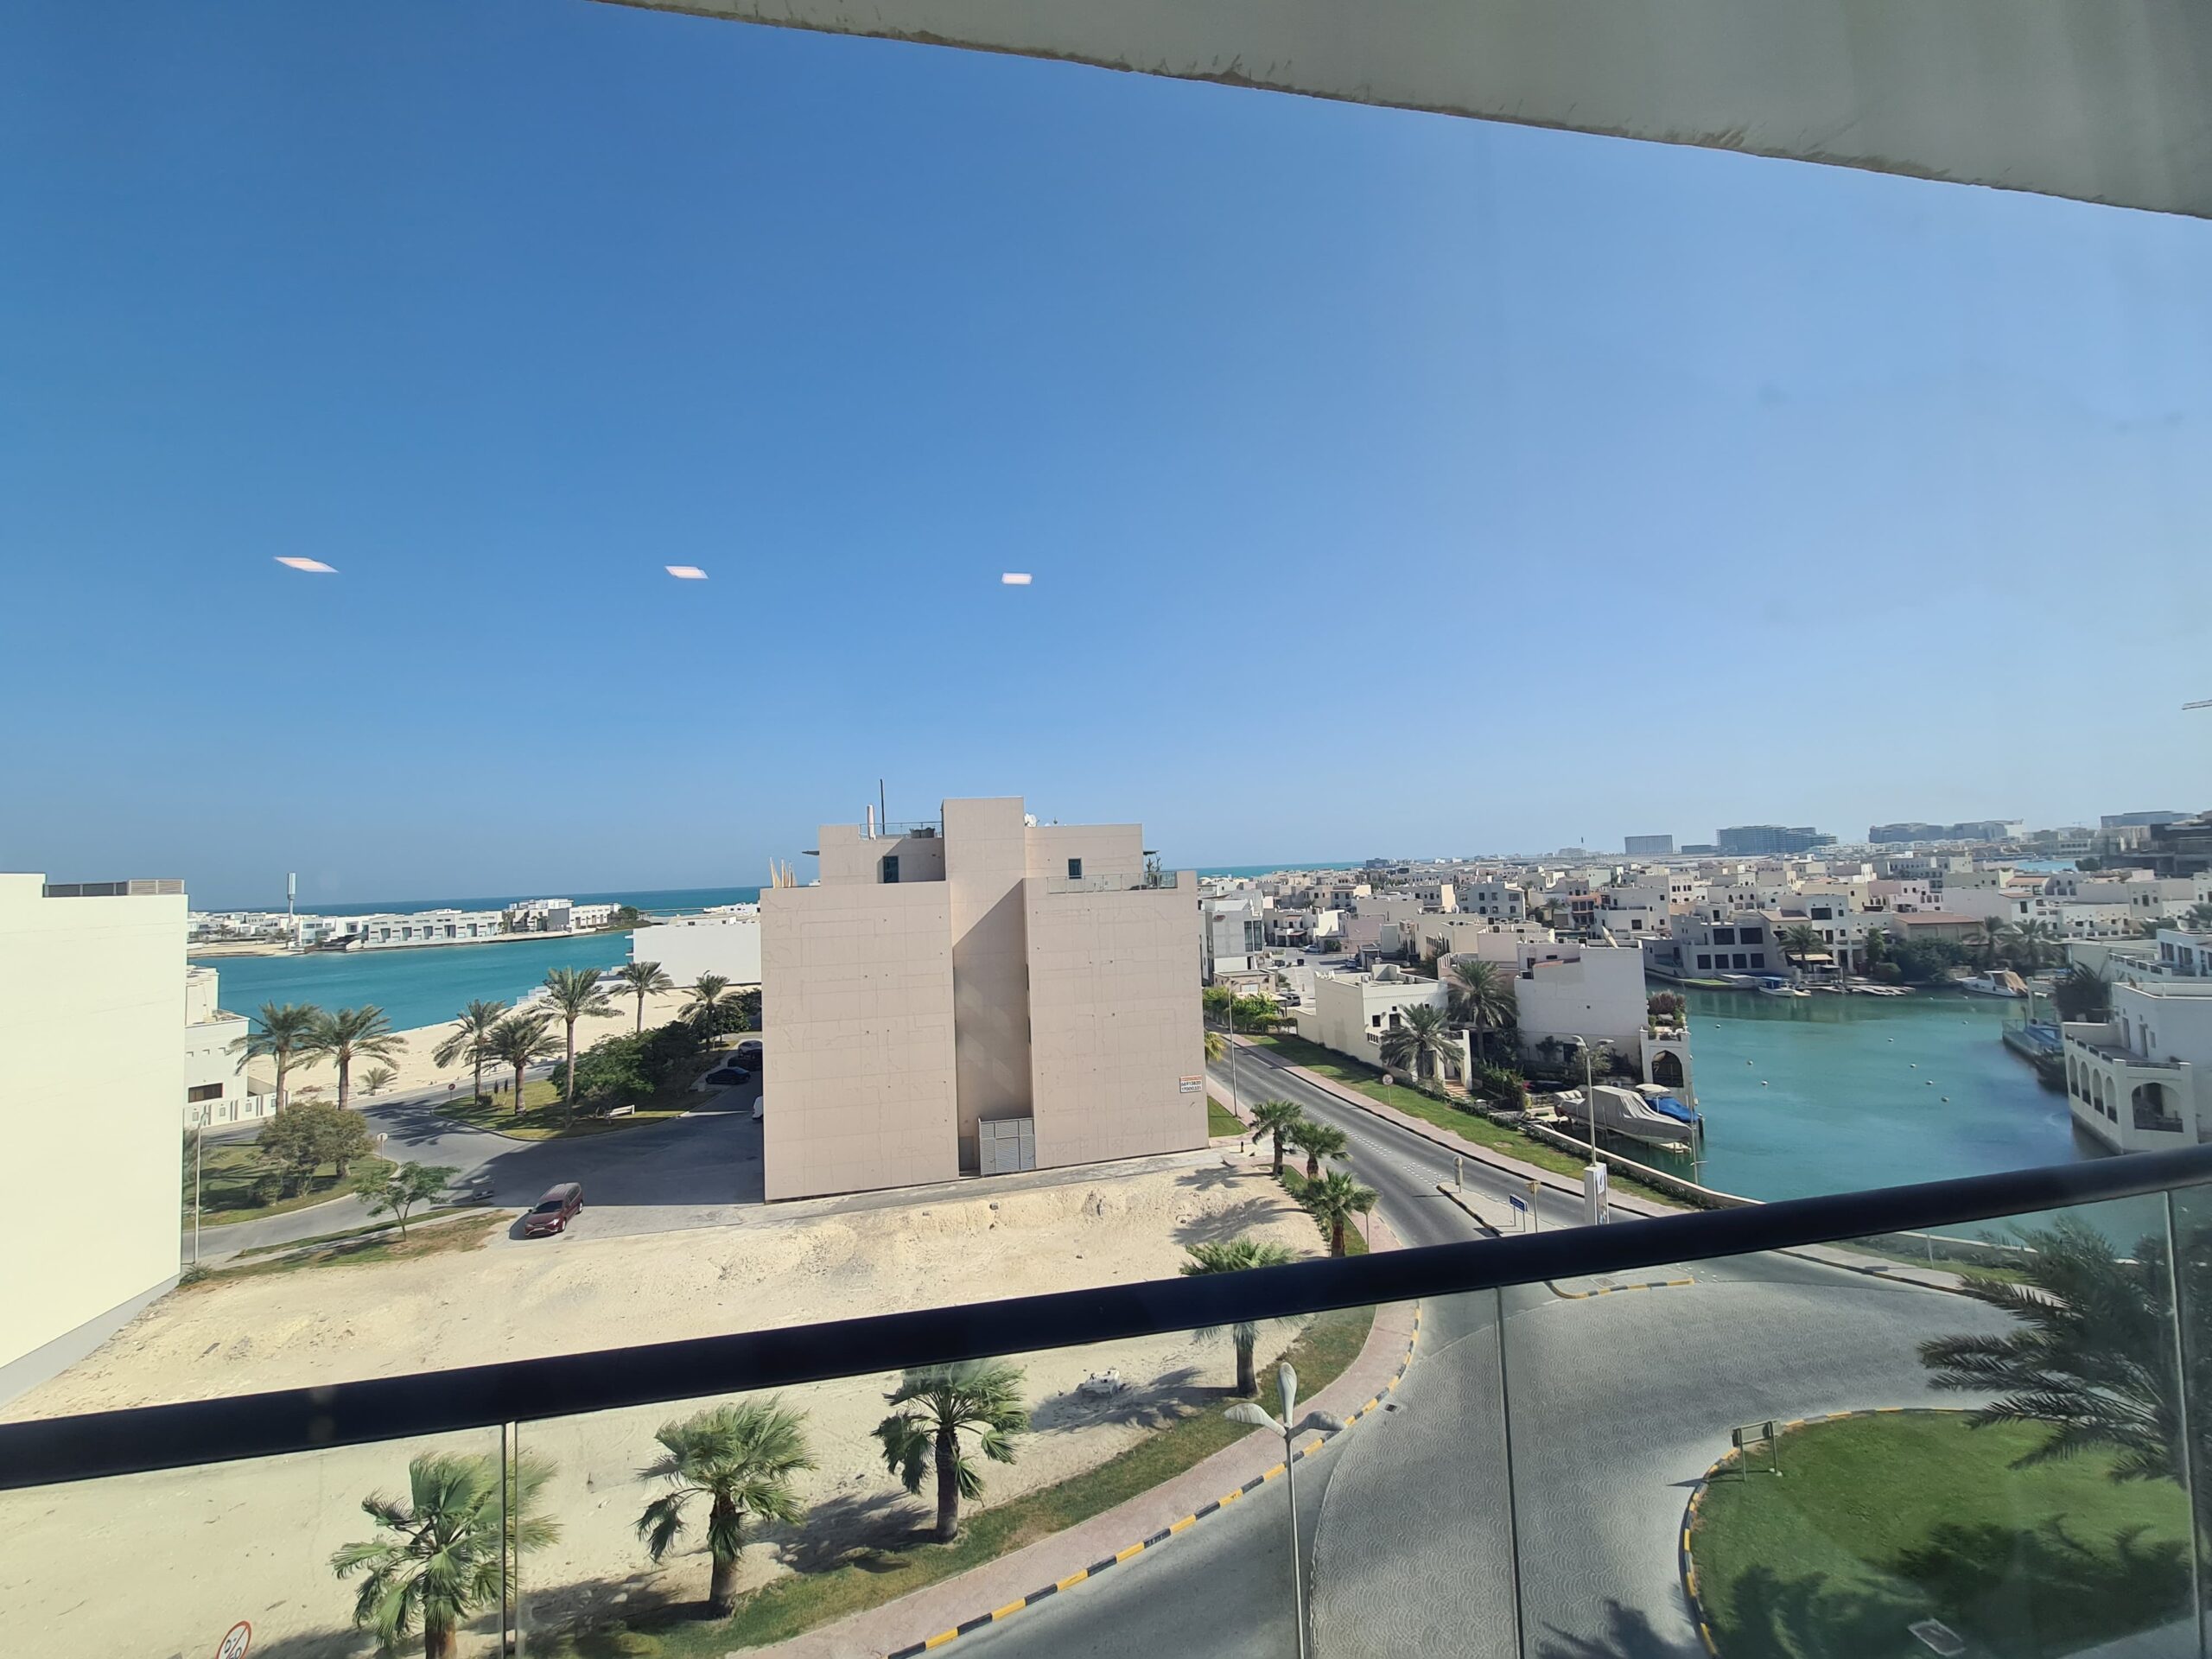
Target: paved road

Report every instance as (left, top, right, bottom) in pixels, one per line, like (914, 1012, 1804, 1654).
(186, 1068, 765, 1259)
(957, 1042, 2010, 1659)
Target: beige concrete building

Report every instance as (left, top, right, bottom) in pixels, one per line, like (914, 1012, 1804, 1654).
(760, 798, 1203, 1200)
(1, 874, 186, 1401)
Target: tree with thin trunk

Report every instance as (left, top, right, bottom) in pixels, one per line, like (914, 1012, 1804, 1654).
(1249, 1098, 1305, 1176)
(1381, 1003, 1457, 1085)
(541, 968, 619, 1112)
(1300, 1170, 1377, 1257)
(432, 1000, 509, 1103)
(874, 1361, 1027, 1543)
(482, 1013, 561, 1116)
(1448, 958, 1516, 1064)
(685, 973, 733, 1036)
(1779, 923, 1824, 969)
(233, 1001, 321, 1112)
(1182, 1237, 1298, 1396)
(638, 1398, 814, 1614)
(353, 1162, 457, 1240)
(1288, 1117, 1348, 1181)
(613, 960, 676, 1033)
(332, 1449, 557, 1659)
(300, 1006, 403, 1110)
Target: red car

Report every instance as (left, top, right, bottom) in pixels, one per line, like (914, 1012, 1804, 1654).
(523, 1182, 583, 1236)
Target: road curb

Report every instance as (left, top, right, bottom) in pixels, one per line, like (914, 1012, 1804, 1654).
(883, 1306, 1424, 1659)
(1675, 1406, 1971, 1657)
(1434, 1185, 1695, 1300)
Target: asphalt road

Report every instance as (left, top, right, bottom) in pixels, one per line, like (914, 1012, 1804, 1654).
(956, 1042, 2010, 1659)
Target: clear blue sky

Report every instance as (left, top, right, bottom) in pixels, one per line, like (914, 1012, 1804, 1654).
(3, 1, 2208, 908)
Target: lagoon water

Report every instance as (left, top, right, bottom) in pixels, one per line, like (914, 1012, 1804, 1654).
(196, 932, 635, 1032)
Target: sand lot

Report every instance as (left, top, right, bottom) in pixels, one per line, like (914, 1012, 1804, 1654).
(3, 1161, 1319, 1658)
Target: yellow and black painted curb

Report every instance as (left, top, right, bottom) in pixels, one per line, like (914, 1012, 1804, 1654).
(886, 1306, 1422, 1659)
(1676, 1407, 1967, 1657)
(1548, 1276, 1695, 1301)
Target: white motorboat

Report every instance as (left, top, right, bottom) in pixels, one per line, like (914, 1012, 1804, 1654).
(1756, 975, 1811, 998)
(1961, 969, 2029, 999)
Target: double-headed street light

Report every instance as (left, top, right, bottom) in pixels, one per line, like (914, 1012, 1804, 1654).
(1224, 1362, 1346, 1659)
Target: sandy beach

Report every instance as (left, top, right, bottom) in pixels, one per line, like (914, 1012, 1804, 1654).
(3, 1160, 1323, 1657)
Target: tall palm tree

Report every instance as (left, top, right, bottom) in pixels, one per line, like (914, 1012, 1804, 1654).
(1181, 1237, 1299, 1396)
(431, 999, 510, 1103)
(1249, 1098, 1305, 1176)
(331, 1450, 558, 1659)
(233, 1001, 321, 1112)
(1972, 918, 2018, 969)
(685, 973, 733, 1035)
(482, 1013, 561, 1116)
(1381, 1003, 1457, 1085)
(613, 960, 676, 1033)
(1300, 1170, 1377, 1257)
(1288, 1117, 1348, 1181)
(1920, 1216, 2209, 1490)
(874, 1361, 1027, 1542)
(300, 1006, 403, 1110)
(2012, 918, 2062, 971)
(1448, 959, 1516, 1063)
(638, 1399, 815, 1614)
(540, 968, 619, 1110)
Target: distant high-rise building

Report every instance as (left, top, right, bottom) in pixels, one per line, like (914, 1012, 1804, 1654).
(1716, 824, 1835, 856)
(1869, 819, 2022, 845)
(1624, 834, 1675, 855)
(2101, 810, 2189, 829)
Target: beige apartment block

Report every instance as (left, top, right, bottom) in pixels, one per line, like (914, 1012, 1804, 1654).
(760, 798, 1203, 1200)
(0, 874, 186, 1401)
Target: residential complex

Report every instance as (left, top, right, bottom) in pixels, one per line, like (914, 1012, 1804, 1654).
(1715, 824, 1836, 856)
(760, 798, 1203, 1200)
(1623, 834, 1675, 855)
(629, 907, 763, 985)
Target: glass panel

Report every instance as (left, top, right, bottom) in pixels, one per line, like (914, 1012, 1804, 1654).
(1502, 1192, 2202, 1659)
(0, 1424, 506, 1658)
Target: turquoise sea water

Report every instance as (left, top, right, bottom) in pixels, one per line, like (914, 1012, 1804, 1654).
(286, 885, 760, 918)
(196, 932, 635, 1032)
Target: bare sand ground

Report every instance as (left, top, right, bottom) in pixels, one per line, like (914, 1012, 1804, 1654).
(3, 1160, 1318, 1658)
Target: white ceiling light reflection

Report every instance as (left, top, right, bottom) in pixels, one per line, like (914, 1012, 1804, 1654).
(275, 556, 338, 574)
(666, 565, 709, 580)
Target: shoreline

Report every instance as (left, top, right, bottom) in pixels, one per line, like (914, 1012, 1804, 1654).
(188, 925, 632, 963)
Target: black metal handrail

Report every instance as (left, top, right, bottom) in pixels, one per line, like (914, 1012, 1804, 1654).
(4, 1142, 2209, 1491)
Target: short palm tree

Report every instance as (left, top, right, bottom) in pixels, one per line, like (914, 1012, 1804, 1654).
(331, 1449, 557, 1659)
(2051, 963, 2114, 1023)
(1288, 1117, 1348, 1180)
(1920, 1216, 2208, 1490)
(1448, 958, 1516, 1063)
(233, 1001, 321, 1112)
(2012, 918, 2062, 970)
(482, 1012, 561, 1116)
(1300, 1170, 1377, 1257)
(1249, 1098, 1305, 1176)
(874, 1361, 1027, 1543)
(540, 968, 619, 1110)
(300, 1006, 403, 1109)
(1380, 1003, 1457, 1085)
(2188, 902, 2212, 932)
(638, 1399, 814, 1614)
(1181, 1237, 1298, 1396)
(685, 973, 733, 1034)
(431, 999, 510, 1103)
(613, 960, 676, 1033)
(1973, 918, 2018, 968)
(1204, 1027, 1227, 1064)
(1779, 923, 1824, 966)
(360, 1065, 397, 1098)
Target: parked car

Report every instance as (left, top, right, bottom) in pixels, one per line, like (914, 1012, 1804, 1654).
(523, 1182, 583, 1236)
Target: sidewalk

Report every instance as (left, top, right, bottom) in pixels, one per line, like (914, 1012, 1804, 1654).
(762, 1220, 1420, 1659)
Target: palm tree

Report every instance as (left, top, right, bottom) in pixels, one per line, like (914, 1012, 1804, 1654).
(1380, 1003, 1457, 1085)
(1861, 925, 1891, 969)
(685, 973, 733, 1035)
(540, 968, 619, 1110)
(2050, 963, 2114, 1023)
(1920, 1216, 2209, 1492)
(1204, 1027, 1227, 1064)
(1249, 1098, 1305, 1176)
(300, 1007, 403, 1110)
(613, 960, 676, 1033)
(874, 1361, 1027, 1542)
(482, 1013, 561, 1116)
(1448, 958, 1517, 1063)
(430, 999, 509, 1103)
(637, 1399, 815, 1614)
(233, 1001, 321, 1112)
(1300, 1170, 1377, 1257)
(2188, 902, 2212, 932)
(1972, 918, 2018, 969)
(1779, 923, 1824, 968)
(1181, 1237, 1299, 1396)
(331, 1450, 558, 1659)
(360, 1065, 397, 1099)
(2012, 918, 2062, 971)
(1288, 1117, 1348, 1181)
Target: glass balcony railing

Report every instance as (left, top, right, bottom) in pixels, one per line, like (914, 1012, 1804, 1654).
(1045, 869, 1182, 894)
(3, 1145, 2209, 1659)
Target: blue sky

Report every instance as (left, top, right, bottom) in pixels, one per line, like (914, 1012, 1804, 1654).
(3, 0, 2208, 907)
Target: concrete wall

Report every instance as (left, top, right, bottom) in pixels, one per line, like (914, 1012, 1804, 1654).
(945, 797, 1035, 1162)
(630, 912, 764, 985)
(1025, 877, 1205, 1169)
(1515, 942, 1650, 1050)
(759, 880, 959, 1199)
(0, 874, 183, 1378)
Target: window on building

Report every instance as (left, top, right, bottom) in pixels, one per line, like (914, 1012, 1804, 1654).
(1067, 857, 1083, 880)
(1733, 952, 1748, 969)
(1696, 954, 1712, 969)
(1750, 952, 1764, 969)
(1713, 927, 1737, 944)
(880, 855, 899, 884)
(1741, 928, 1764, 944)
(188, 1084, 223, 1102)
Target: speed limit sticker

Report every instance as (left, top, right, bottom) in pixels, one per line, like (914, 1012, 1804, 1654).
(216, 1622, 251, 1659)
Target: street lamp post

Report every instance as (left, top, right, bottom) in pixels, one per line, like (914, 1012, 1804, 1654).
(1226, 1363, 1323, 1659)
(1570, 1035, 1596, 1160)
